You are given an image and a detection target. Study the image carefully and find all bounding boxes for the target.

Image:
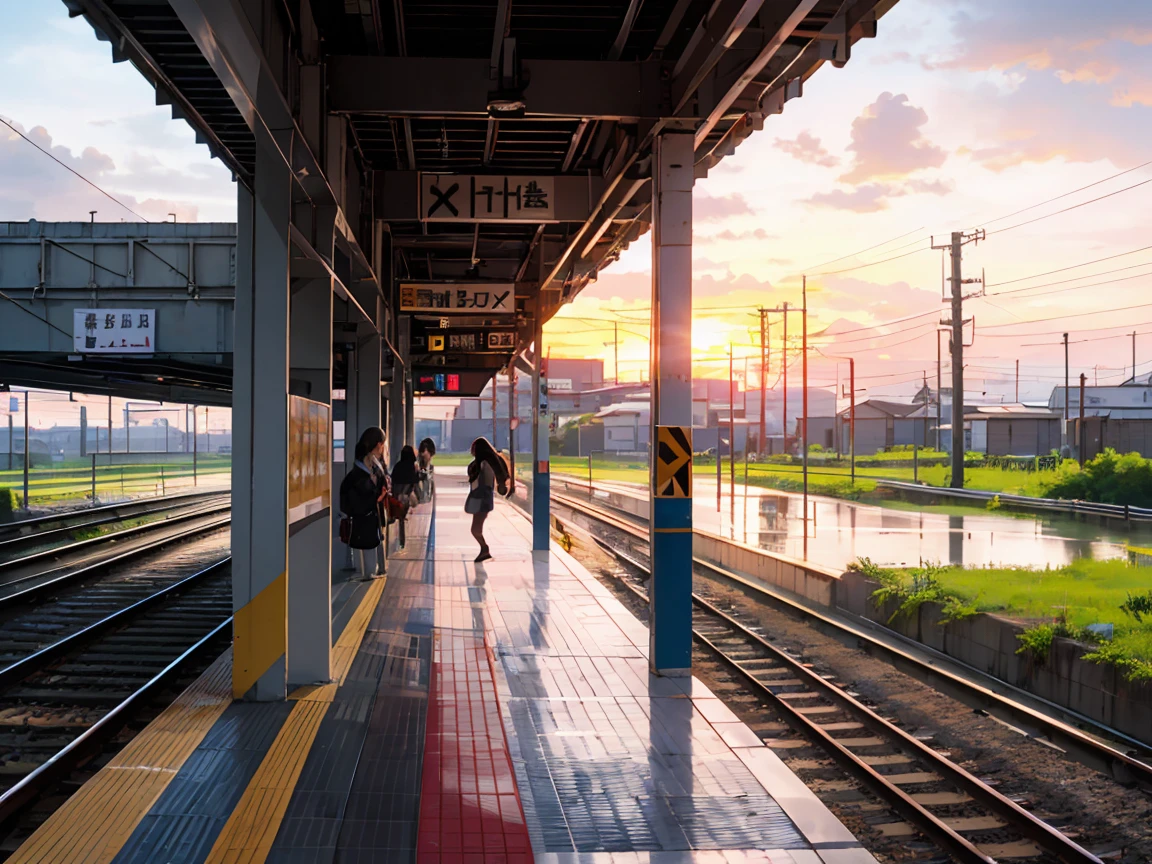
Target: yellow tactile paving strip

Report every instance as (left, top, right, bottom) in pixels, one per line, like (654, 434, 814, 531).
(7, 650, 234, 864)
(204, 576, 387, 864)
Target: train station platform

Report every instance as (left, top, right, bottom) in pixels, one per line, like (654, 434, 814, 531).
(10, 469, 875, 864)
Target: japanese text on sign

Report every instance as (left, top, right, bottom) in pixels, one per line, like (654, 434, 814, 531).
(400, 283, 514, 314)
(73, 308, 156, 354)
(421, 174, 555, 222)
(425, 331, 517, 352)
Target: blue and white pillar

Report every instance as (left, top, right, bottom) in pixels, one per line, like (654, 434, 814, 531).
(649, 131, 694, 676)
(531, 305, 550, 551)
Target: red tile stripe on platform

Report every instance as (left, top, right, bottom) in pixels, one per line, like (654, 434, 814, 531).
(418, 633, 532, 864)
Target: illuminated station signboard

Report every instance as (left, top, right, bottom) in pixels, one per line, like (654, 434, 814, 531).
(412, 368, 494, 397)
(415, 372, 461, 394)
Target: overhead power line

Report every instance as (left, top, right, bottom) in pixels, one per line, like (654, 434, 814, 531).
(796, 226, 925, 274)
(0, 116, 150, 222)
(987, 268, 1152, 302)
(986, 243, 1152, 289)
(988, 175, 1152, 236)
(810, 245, 930, 277)
(978, 158, 1152, 229)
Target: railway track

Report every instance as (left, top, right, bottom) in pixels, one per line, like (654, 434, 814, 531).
(0, 557, 232, 842)
(0, 499, 231, 606)
(0, 492, 230, 564)
(551, 491, 1134, 862)
(0, 490, 227, 547)
(551, 489, 1152, 787)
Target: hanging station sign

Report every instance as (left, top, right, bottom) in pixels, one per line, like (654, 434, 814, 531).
(73, 308, 156, 354)
(399, 282, 514, 314)
(420, 174, 555, 222)
(412, 320, 518, 354)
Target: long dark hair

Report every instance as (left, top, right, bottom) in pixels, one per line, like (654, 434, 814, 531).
(468, 436, 507, 482)
(399, 444, 417, 463)
(354, 427, 385, 462)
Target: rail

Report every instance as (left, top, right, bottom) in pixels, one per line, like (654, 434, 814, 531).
(877, 479, 1152, 522)
(550, 490, 1152, 789)
(593, 531, 1102, 863)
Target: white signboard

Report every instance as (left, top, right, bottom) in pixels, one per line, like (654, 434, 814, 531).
(399, 283, 514, 314)
(74, 308, 156, 354)
(549, 379, 574, 391)
(420, 174, 555, 222)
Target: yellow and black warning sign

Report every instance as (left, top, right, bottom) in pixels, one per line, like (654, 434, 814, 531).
(655, 425, 692, 498)
(429, 334, 445, 351)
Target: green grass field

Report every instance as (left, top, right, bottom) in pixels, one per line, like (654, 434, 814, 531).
(0, 456, 232, 504)
(439, 451, 1060, 502)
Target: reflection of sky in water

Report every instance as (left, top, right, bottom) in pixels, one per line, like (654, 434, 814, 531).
(595, 478, 1142, 571)
(695, 480, 1139, 570)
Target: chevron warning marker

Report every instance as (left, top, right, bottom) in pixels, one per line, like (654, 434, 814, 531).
(655, 425, 692, 498)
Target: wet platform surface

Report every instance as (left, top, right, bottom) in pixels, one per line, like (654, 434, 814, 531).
(11, 470, 873, 864)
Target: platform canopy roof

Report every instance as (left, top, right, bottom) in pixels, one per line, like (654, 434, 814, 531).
(57, 0, 896, 389)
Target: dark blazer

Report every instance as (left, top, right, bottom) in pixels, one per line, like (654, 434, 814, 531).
(339, 464, 381, 549)
(391, 456, 420, 488)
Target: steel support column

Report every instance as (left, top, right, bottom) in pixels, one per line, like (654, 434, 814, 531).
(531, 306, 550, 551)
(288, 276, 333, 687)
(232, 127, 291, 701)
(649, 130, 694, 676)
(355, 334, 382, 437)
(389, 318, 408, 465)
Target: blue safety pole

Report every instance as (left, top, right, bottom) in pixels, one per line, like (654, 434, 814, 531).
(531, 306, 550, 551)
(649, 131, 694, 676)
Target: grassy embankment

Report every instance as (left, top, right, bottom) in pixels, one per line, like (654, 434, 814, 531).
(0, 456, 232, 505)
(855, 556, 1152, 682)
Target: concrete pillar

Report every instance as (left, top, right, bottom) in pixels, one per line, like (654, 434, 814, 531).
(232, 127, 291, 701)
(531, 306, 550, 551)
(355, 333, 382, 437)
(389, 316, 409, 464)
(649, 131, 694, 676)
(287, 276, 333, 687)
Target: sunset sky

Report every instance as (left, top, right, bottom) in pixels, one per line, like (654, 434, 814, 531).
(2, 0, 1150, 405)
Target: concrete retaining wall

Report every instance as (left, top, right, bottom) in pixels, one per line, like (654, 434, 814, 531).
(556, 477, 1152, 744)
(839, 570, 1152, 744)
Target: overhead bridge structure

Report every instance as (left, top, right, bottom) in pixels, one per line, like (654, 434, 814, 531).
(9, 0, 898, 697)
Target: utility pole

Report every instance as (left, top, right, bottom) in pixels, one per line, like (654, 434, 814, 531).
(1078, 372, 1086, 466)
(1133, 331, 1138, 381)
(1063, 332, 1069, 448)
(614, 321, 619, 386)
(782, 301, 789, 453)
(759, 309, 768, 456)
(936, 330, 943, 451)
(801, 277, 809, 533)
(849, 358, 855, 484)
(728, 344, 736, 524)
(1015, 359, 1019, 404)
(933, 229, 984, 489)
(22, 392, 29, 509)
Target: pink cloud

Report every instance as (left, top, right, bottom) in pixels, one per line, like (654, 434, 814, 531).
(806, 184, 895, 213)
(695, 191, 756, 222)
(0, 117, 203, 222)
(774, 131, 839, 168)
(839, 93, 946, 184)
